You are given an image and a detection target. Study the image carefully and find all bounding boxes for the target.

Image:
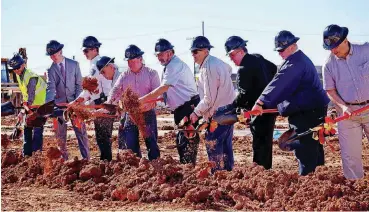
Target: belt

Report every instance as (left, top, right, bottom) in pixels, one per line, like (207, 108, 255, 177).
(346, 100, 369, 106)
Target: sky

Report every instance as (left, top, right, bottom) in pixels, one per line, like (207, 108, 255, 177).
(1, 0, 369, 77)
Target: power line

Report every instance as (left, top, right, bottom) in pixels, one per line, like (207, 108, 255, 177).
(207, 25, 369, 37)
(1, 26, 199, 48)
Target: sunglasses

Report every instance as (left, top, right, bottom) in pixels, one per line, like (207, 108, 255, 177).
(191, 49, 202, 55)
(83, 48, 93, 54)
(324, 35, 341, 46)
(277, 49, 286, 53)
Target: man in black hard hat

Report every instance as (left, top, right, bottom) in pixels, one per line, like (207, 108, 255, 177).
(322, 24, 369, 179)
(224, 36, 277, 170)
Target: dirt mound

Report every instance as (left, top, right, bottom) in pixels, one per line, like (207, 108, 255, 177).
(1, 133, 11, 149)
(2, 146, 368, 210)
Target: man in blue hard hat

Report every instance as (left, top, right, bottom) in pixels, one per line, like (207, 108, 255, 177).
(251, 31, 330, 176)
(224, 36, 277, 170)
(45, 40, 90, 160)
(322, 24, 369, 179)
(108, 44, 161, 161)
(139, 38, 200, 165)
(8, 53, 47, 156)
(189, 36, 236, 172)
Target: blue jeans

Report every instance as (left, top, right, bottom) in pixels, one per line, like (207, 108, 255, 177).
(23, 126, 44, 156)
(205, 124, 234, 172)
(118, 109, 160, 160)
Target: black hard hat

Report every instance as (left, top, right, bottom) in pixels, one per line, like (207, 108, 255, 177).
(323, 24, 349, 50)
(124, 45, 144, 60)
(8, 54, 25, 70)
(274, 30, 299, 51)
(96, 56, 115, 71)
(224, 36, 248, 55)
(46, 40, 64, 56)
(82, 36, 102, 50)
(155, 38, 174, 55)
(190, 36, 214, 51)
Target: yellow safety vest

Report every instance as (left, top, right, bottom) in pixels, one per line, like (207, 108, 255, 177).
(16, 68, 46, 106)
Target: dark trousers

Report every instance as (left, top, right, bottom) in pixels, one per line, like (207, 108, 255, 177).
(23, 126, 44, 156)
(288, 106, 327, 175)
(94, 117, 114, 161)
(118, 109, 160, 161)
(205, 124, 234, 172)
(174, 95, 200, 165)
(250, 114, 277, 169)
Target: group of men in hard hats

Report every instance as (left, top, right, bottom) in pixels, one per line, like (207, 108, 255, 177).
(6, 24, 368, 179)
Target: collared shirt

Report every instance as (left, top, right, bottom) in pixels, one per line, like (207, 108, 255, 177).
(162, 55, 198, 110)
(194, 55, 236, 120)
(233, 53, 277, 110)
(78, 55, 114, 104)
(323, 42, 369, 103)
(107, 66, 160, 110)
(78, 66, 121, 104)
(57, 58, 66, 70)
(259, 50, 329, 116)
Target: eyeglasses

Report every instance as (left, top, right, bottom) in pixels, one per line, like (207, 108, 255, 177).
(324, 35, 341, 46)
(277, 49, 286, 53)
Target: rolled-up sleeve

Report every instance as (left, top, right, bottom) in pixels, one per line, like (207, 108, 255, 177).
(107, 74, 124, 104)
(322, 64, 335, 90)
(194, 63, 220, 116)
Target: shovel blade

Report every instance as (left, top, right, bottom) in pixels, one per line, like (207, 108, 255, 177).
(36, 100, 55, 116)
(278, 128, 297, 151)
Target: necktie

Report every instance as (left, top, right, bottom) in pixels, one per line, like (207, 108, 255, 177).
(60, 63, 66, 82)
(162, 67, 167, 104)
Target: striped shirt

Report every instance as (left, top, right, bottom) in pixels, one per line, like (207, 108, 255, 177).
(323, 43, 369, 103)
(194, 55, 236, 120)
(107, 66, 160, 110)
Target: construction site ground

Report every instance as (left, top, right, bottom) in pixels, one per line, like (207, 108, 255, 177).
(1, 111, 369, 211)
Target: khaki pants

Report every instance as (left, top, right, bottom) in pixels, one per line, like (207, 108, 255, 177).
(337, 104, 369, 179)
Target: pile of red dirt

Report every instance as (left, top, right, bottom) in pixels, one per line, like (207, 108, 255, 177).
(121, 88, 147, 137)
(2, 147, 368, 210)
(82, 76, 99, 94)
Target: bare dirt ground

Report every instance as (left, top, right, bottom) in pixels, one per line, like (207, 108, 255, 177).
(1, 112, 369, 211)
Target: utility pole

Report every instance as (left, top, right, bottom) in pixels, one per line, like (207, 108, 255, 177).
(202, 21, 204, 36)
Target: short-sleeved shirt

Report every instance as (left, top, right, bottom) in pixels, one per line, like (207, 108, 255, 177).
(323, 42, 369, 103)
(162, 55, 198, 110)
(107, 66, 160, 111)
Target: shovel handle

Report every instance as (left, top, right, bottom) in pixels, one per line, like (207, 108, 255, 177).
(333, 105, 369, 123)
(244, 108, 279, 118)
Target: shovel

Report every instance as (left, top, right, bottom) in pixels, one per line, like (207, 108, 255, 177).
(278, 105, 369, 151)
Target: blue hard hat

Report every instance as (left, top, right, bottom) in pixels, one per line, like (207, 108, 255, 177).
(46, 40, 64, 56)
(190, 36, 214, 51)
(82, 36, 102, 50)
(155, 38, 174, 55)
(124, 45, 144, 60)
(225, 36, 248, 55)
(274, 30, 299, 51)
(96, 56, 115, 71)
(8, 54, 25, 70)
(323, 24, 349, 50)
